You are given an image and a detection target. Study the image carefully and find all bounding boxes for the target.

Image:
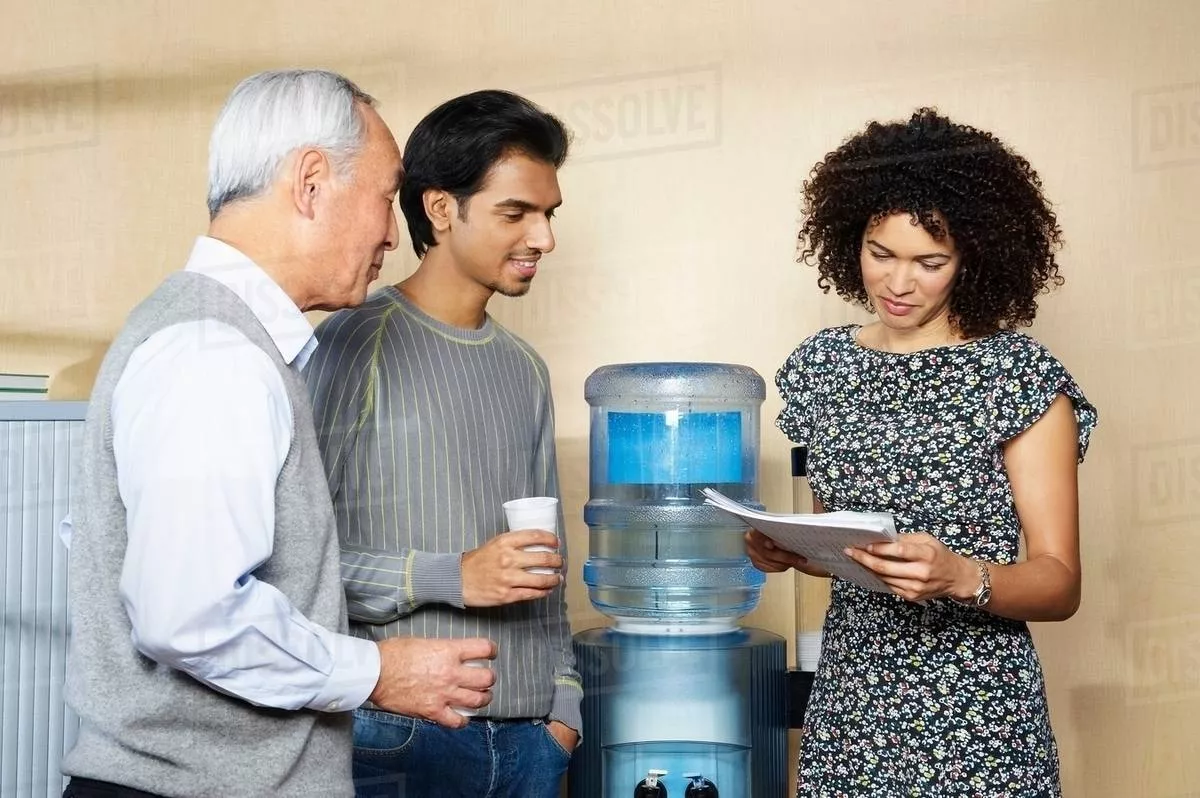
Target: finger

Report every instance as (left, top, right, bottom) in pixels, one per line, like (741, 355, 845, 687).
(507, 587, 558, 602)
(523, 551, 564, 570)
(456, 637, 499, 661)
(448, 686, 492, 710)
(432, 706, 470, 729)
(746, 539, 784, 562)
(511, 571, 562, 590)
(747, 529, 778, 550)
(454, 663, 496, 691)
(504, 529, 560, 547)
(749, 559, 789, 573)
(862, 541, 909, 560)
(846, 547, 923, 578)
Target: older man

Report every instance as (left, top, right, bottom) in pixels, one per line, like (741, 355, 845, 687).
(60, 70, 494, 798)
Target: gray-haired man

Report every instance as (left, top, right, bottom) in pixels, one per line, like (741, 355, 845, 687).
(60, 69, 495, 798)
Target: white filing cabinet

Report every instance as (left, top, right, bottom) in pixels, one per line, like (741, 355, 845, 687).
(1, 402, 85, 798)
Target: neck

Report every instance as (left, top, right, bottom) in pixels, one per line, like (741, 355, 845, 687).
(208, 213, 312, 311)
(397, 248, 493, 329)
(870, 315, 965, 354)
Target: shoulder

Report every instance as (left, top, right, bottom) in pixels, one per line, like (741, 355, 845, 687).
(311, 292, 398, 368)
(126, 319, 280, 386)
(492, 319, 550, 374)
(115, 321, 288, 427)
(976, 330, 1066, 379)
(781, 325, 855, 371)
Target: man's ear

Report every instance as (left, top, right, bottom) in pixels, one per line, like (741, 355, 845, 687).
(292, 147, 329, 220)
(423, 189, 454, 233)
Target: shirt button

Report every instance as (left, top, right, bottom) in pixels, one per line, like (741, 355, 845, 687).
(326, 700, 341, 711)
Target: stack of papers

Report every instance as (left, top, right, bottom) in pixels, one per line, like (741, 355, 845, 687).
(702, 487, 899, 593)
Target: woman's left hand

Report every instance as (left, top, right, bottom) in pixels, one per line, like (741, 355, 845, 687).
(844, 533, 978, 603)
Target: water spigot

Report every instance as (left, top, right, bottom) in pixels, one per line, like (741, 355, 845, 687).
(683, 773, 718, 798)
(634, 769, 669, 797)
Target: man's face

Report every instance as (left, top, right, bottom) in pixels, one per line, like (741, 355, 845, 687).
(313, 104, 402, 309)
(442, 152, 562, 298)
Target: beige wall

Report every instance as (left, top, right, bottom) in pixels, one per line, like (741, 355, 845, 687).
(3, 1, 1198, 794)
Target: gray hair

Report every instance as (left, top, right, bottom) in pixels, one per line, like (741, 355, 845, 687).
(206, 69, 376, 219)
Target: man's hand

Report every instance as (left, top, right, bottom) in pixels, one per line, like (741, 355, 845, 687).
(547, 720, 579, 754)
(369, 637, 496, 729)
(461, 530, 562, 607)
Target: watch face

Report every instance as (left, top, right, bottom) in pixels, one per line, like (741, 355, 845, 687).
(977, 587, 992, 607)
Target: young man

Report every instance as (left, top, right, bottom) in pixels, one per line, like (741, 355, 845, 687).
(60, 70, 494, 798)
(305, 90, 580, 797)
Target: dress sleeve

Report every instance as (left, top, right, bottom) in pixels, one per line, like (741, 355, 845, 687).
(990, 334, 1098, 463)
(775, 332, 825, 445)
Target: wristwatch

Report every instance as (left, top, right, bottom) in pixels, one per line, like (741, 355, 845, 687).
(955, 560, 992, 608)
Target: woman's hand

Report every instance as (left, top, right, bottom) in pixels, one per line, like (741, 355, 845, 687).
(745, 528, 832, 578)
(844, 532, 979, 603)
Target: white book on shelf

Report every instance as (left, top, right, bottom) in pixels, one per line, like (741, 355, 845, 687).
(0, 373, 49, 400)
(702, 486, 899, 594)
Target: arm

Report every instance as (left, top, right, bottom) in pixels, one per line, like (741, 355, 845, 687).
(531, 387, 583, 746)
(305, 315, 465, 623)
(846, 395, 1083, 621)
(114, 327, 379, 712)
(340, 544, 465, 623)
(306, 314, 556, 623)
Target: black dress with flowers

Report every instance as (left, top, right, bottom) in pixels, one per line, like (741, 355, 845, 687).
(776, 325, 1097, 798)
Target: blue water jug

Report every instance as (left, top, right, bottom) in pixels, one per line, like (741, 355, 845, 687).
(582, 362, 766, 628)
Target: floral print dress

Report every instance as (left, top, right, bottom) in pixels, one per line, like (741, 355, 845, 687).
(776, 325, 1098, 798)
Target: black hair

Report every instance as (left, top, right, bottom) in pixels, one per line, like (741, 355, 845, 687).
(798, 108, 1064, 337)
(399, 89, 570, 257)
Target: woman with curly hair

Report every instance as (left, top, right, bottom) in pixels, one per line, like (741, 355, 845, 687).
(746, 109, 1098, 797)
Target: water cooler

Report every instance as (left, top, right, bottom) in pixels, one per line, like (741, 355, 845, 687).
(569, 364, 787, 798)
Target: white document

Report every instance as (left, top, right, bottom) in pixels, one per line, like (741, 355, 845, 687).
(702, 487, 899, 594)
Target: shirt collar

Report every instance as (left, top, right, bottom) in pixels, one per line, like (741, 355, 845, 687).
(183, 236, 318, 369)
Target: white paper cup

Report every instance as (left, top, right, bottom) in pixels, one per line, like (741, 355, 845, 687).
(503, 497, 559, 575)
(452, 658, 491, 717)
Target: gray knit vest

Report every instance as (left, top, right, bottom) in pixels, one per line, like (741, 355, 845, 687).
(62, 271, 355, 797)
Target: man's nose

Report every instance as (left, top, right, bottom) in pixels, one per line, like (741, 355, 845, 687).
(527, 217, 555, 254)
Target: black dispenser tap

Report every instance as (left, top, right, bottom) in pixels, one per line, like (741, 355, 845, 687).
(634, 769, 669, 797)
(683, 773, 718, 798)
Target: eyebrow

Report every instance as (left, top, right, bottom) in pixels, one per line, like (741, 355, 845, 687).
(865, 239, 952, 260)
(494, 198, 563, 213)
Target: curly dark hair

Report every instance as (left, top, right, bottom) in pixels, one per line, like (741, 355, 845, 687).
(797, 108, 1064, 338)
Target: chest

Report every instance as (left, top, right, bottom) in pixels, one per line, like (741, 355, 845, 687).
(805, 358, 1012, 517)
(375, 342, 545, 455)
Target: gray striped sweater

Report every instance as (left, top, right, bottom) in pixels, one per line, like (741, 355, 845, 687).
(305, 286, 582, 732)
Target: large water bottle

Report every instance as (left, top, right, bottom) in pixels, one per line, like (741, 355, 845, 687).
(582, 362, 766, 631)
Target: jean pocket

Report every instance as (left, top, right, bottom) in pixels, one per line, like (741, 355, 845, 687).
(353, 709, 422, 757)
(534, 720, 574, 761)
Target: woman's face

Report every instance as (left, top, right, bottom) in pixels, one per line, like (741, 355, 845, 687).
(860, 212, 961, 333)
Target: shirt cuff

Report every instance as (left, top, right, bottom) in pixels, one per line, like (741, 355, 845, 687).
(409, 551, 465, 608)
(549, 678, 584, 737)
(306, 633, 380, 712)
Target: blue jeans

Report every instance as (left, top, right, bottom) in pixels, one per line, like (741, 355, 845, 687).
(352, 709, 572, 798)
